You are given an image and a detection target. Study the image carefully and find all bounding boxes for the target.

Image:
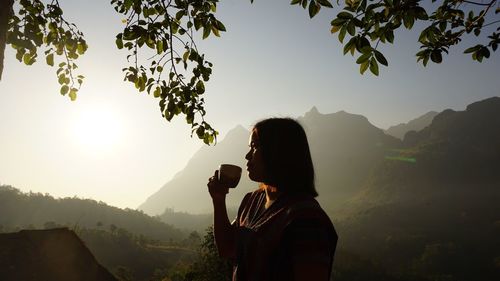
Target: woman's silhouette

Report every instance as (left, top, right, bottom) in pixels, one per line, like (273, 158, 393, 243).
(208, 118, 337, 281)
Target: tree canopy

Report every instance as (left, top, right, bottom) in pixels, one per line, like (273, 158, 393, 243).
(1, 0, 498, 144)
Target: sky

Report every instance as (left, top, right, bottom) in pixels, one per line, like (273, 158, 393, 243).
(0, 0, 498, 209)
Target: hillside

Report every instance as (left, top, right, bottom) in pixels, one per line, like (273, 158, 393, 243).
(335, 97, 500, 280)
(0, 186, 200, 281)
(385, 111, 438, 139)
(0, 185, 184, 242)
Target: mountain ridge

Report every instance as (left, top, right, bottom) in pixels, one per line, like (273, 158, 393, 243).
(139, 106, 402, 215)
(385, 111, 438, 140)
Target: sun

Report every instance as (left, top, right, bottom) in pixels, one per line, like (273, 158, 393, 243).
(70, 106, 124, 151)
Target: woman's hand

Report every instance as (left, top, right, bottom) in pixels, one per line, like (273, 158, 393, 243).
(207, 170, 229, 202)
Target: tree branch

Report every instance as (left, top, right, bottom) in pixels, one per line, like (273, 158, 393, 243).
(461, 0, 497, 6)
(0, 0, 15, 81)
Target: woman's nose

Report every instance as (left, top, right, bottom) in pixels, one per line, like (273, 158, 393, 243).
(245, 150, 251, 160)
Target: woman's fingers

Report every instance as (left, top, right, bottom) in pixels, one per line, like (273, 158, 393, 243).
(207, 169, 229, 199)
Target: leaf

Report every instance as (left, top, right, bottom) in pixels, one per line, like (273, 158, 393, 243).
(309, 1, 321, 18)
(331, 18, 346, 26)
(439, 21, 447, 32)
(202, 26, 211, 39)
(317, 0, 333, 8)
(23, 54, 32, 65)
(374, 50, 388, 66)
(211, 26, 220, 37)
(331, 25, 341, 33)
(360, 60, 369, 74)
(156, 40, 163, 54)
(403, 14, 414, 29)
(154, 87, 161, 98)
(337, 12, 353, 19)
(347, 21, 355, 36)
(430, 50, 442, 63)
(386, 30, 394, 43)
(58, 74, 66, 85)
(215, 20, 226, 32)
(116, 37, 123, 49)
(196, 126, 205, 138)
(194, 18, 202, 30)
(464, 45, 481, 54)
(69, 88, 77, 101)
(356, 53, 371, 64)
(46, 53, 54, 66)
(175, 10, 184, 21)
(339, 26, 347, 43)
(196, 80, 205, 94)
(357, 37, 371, 51)
(343, 37, 356, 55)
(291, 0, 301, 4)
(77, 43, 87, 55)
(481, 47, 490, 59)
(369, 59, 379, 76)
(60, 85, 69, 95)
(423, 55, 429, 66)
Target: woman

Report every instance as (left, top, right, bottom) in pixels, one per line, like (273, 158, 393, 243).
(208, 118, 337, 281)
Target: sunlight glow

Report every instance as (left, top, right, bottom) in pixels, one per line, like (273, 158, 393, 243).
(70, 106, 124, 151)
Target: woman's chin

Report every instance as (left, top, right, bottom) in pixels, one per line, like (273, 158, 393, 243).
(247, 172, 264, 183)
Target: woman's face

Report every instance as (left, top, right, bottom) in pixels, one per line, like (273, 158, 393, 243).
(245, 130, 266, 182)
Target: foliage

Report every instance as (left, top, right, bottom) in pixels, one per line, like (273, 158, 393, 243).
(167, 226, 233, 281)
(6, 0, 87, 100)
(110, 0, 223, 144)
(76, 226, 197, 281)
(326, 0, 500, 75)
(2, 0, 498, 142)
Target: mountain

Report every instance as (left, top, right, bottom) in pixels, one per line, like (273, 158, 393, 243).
(298, 107, 402, 213)
(385, 111, 438, 139)
(138, 125, 256, 215)
(335, 97, 500, 279)
(344, 97, 500, 213)
(140, 97, 500, 280)
(139, 106, 402, 215)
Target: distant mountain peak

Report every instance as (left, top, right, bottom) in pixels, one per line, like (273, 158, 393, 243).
(226, 124, 248, 136)
(304, 106, 321, 118)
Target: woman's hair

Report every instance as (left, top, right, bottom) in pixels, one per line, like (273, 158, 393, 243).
(253, 118, 318, 197)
